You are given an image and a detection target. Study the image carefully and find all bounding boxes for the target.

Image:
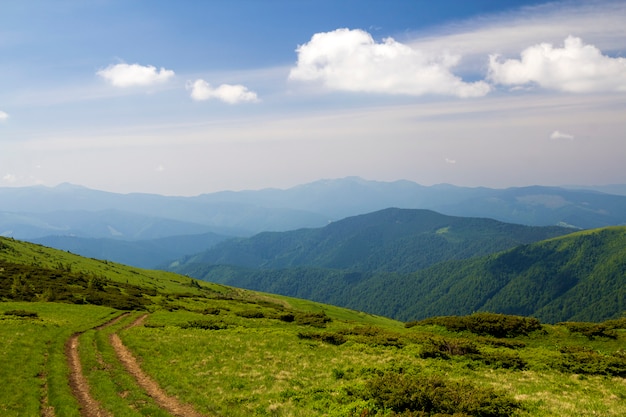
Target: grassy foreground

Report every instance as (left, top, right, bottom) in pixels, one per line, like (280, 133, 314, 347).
(0, 302, 117, 417)
(118, 303, 626, 417)
(1, 236, 626, 416)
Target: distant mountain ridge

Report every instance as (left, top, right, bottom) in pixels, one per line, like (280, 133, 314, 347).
(170, 208, 573, 273)
(2, 178, 626, 239)
(2, 177, 626, 267)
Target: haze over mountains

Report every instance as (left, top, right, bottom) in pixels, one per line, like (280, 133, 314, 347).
(1, 177, 625, 323)
(2, 177, 625, 269)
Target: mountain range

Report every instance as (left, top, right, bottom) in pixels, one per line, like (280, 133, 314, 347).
(168, 208, 572, 273)
(168, 214, 626, 323)
(2, 177, 626, 268)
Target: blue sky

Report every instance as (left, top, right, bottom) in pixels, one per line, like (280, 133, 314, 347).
(1, 0, 625, 195)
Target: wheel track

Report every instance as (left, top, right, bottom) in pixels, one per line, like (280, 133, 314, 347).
(65, 313, 129, 417)
(110, 314, 208, 417)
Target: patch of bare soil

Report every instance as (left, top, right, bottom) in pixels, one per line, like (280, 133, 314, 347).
(110, 314, 207, 417)
(65, 313, 129, 417)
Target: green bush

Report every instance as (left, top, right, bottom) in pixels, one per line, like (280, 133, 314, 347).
(294, 311, 331, 327)
(558, 321, 618, 340)
(471, 351, 527, 370)
(415, 313, 542, 338)
(236, 309, 265, 319)
(179, 319, 229, 330)
(277, 312, 295, 322)
(297, 331, 347, 345)
(478, 337, 526, 349)
(362, 372, 520, 416)
(419, 337, 479, 359)
(340, 326, 405, 348)
(3, 309, 39, 318)
(556, 346, 626, 377)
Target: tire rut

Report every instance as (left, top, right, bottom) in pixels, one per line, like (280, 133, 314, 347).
(66, 313, 129, 417)
(110, 314, 207, 417)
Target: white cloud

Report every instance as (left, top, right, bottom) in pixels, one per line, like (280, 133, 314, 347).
(407, 1, 626, 68)
(550, 130, 574, 140)
(2, 174, 17, 183)
(187, 79, 259, 104)
(288, 28, 490, 98)
(97, 63, 175, 87)
(489, 36, 626, 93)
(0, 111, 8, 121)
(445, 158, 457, 164)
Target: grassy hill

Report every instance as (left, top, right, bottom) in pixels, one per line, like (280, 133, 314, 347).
(1, 236, 626, 416)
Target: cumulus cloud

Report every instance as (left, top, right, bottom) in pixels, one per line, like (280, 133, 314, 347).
(97, 63, 175, 87)
(489, 36, 626, 92)
(187, 79, 259, 104)
(550, 130, 574, 140)
(288, 28, 490, 98)
(0, 111, 8, 121)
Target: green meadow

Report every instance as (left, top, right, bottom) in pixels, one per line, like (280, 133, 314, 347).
(1, 236, 626, 416)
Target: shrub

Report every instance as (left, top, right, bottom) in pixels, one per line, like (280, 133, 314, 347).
(236, 309, 265, 319)
(419, 337, 479, 359)
(556, 346, 626, 377)
(472, 351, 527, 370)
(277, 312, 295, 322)
(340, 326, 405, 348)
(478, 337, 526, 349)
(416, 313, 542, 338)
(363, 372, 520, 416)
(179, 319, 229, 330)
(3, 309, 39, 318)
(297, 331, 347, 345)
(558, 321, 618, 340)
(295, 311, 331, 327)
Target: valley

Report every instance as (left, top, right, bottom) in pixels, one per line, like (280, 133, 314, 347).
(1, 179, 625, 416)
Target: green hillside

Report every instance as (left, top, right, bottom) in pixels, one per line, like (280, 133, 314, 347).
(170, 208, 572, 273)
(178, 227, 626, 324)
(1, 236, 626, 416)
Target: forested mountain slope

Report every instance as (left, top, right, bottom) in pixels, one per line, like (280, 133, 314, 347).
(169, 208, 573, 274)
(175, 226, 626, 323)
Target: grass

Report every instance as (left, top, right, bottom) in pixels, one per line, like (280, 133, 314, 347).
(0, 302, 117, 417)
(2, 236, 626, 416)
(119, 301, 626, 416)
(78, 312, 171, 417)
(2, 294, 625, 416)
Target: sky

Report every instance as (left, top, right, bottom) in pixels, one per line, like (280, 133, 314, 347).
(1, 0, 625, 196)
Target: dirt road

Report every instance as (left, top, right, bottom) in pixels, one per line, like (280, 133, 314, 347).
(64, 312, 207, 417)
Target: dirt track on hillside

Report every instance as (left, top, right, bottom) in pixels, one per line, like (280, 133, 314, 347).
(65, 312, 208, 417)
(65, 313, 129, 417)
(109, 314, 207, 417)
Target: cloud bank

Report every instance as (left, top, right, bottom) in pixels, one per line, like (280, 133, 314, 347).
(289, 28, 490, 98)
(187, 79, 259, 104)
(97, 63, 175, 87)
(0, 111, 8, 121)
(489, 36, 626, 92)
